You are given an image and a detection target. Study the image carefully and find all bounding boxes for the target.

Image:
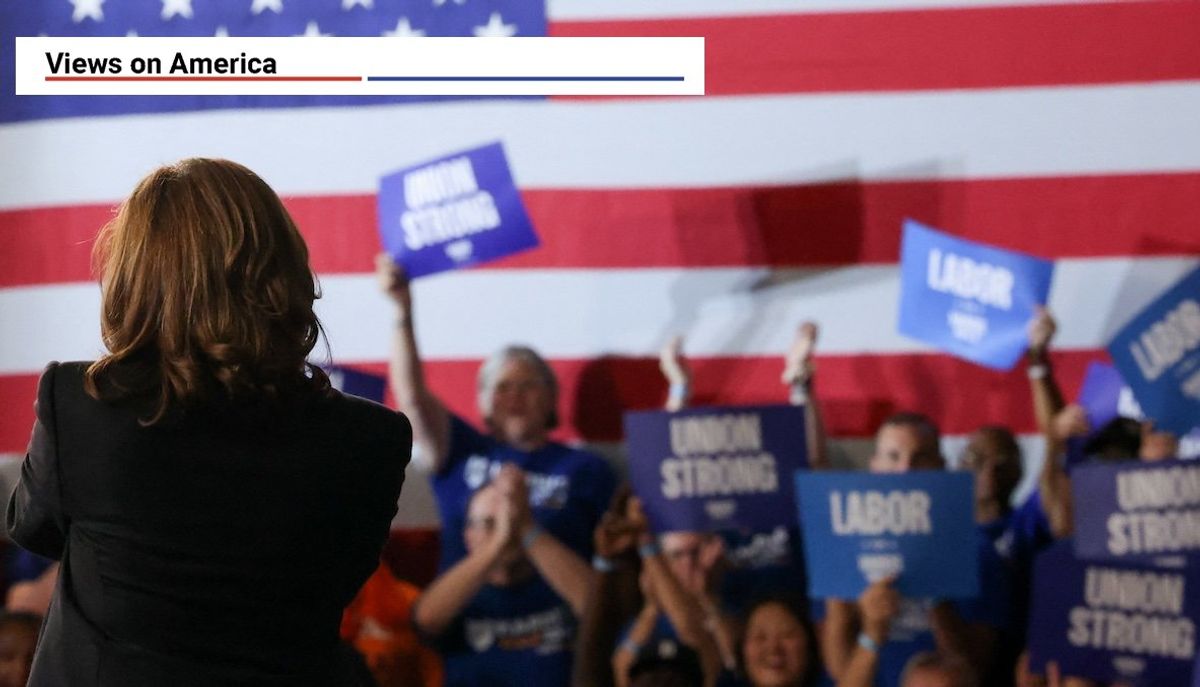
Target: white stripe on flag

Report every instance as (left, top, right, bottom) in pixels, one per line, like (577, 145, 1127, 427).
(1, 256, 1193, 374)
(4, 82, 1200, 209)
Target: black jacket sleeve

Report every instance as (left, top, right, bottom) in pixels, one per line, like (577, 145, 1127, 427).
(7, 362, 67, 559)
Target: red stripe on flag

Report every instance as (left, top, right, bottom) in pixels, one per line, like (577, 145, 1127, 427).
(2, 173, 1198, 286)
(550, 1, 1200, 95)
(0, 350, 1105, 453)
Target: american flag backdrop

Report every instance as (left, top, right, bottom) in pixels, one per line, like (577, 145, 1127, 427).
(2, 0, 1199, 527)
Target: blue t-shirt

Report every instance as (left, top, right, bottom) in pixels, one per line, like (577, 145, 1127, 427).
(436, 575, 576, 687)
(433, 415, 617, 570)
(811, 530, 1011, 687)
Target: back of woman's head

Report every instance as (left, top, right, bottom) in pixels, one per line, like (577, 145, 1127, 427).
(85, 158, 328, 423)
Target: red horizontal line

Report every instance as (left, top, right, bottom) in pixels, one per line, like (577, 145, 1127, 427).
(44, 76, 361, 82)
(551, 0, 1200, 95)
(2, 172, 1197, 288)
(0, 350, 1106, 453)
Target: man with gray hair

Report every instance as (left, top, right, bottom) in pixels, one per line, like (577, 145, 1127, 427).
(378, 255, 616, 569)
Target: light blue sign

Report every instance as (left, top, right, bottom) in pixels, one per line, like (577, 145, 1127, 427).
(378, 142, 539, 279)
(898, 219, 1055, 370)
(794, 471, 978, 599)
(1108, 266, 1200, 436)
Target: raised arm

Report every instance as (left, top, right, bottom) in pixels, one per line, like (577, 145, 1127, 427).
(834, 579, 899, 687)
(660, 335, 692, 412)
(377, 253, 451, 472)
(1027, 307, 1065, 435)
(1040, 404, 1089, 538)
(640, 539, 723, 687)
(572, 486, 645, 687)
(783, 322, 830, 470)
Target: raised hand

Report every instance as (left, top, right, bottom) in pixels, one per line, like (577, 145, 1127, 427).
(858, 576, 900, 643)
(1027, 306, 1057, 357)
(781, 321, 819, 386)
(375, 252, 412, 313)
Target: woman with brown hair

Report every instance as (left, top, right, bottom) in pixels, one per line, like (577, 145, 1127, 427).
(6, 158, 411, 686)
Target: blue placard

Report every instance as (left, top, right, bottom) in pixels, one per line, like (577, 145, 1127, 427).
(1078, 361, 1141, 430)
(623, 405, 807, 533)
(327, 366, 386, 404)
(1071, 458, 1200, 565)
(1107, 267, 1200, 436)
(377, 142, 540, 279)
(897, 219, 1055, 370)
(1027, 540, 1200, 687)
(793, 471, 977, 599)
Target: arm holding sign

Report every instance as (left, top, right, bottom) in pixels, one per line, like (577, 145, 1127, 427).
(1027, 308, 1065, 435)
(377, 254, 452, 472)
(1040, 405, 1089, 538)
(831, 579, 899, 687)
(782, 321, 830, 471)
(660, 336, 692, 412)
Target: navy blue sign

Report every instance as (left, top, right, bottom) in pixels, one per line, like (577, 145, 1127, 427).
(327, 366, 386, 404)
(898, 219, 1055, 370)
(378, 142, 539, 279)
(1072, 459, 1200, 565)
(624, 405, 806, 533)
(1108, 267, 1200, 436)
(1027, 540, 1200, 687)
(794, 471, 977, 599)
(1078, 361, 1141, 430)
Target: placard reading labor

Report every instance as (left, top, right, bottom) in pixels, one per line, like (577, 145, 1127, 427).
(624, 405, 806, 533)
(1108, 266, 1200, 436)
(897, 219, 1055, 370)
(377, 142, 539, 279)
(794, 471, 977, 599)
(1027, 540, 1200, 686)
(327, 366, 386, 404)
(1072, 459, 1200, 565)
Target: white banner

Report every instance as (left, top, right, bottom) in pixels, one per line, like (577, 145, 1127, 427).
(14, 36, 704, 96)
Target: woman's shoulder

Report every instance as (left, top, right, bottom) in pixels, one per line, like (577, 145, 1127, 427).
(324, 389, 413, 438)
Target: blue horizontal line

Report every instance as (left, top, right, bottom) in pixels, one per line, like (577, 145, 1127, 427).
(366, 76, 684, 82)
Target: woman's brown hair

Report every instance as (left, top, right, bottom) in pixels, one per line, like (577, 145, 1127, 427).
(84, 158, 329, 423)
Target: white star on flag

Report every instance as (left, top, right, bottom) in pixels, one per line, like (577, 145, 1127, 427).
(214, 25, 230, 37)
(299, 21, 330, 37)
(69, 0, 105, 23)
(341, 0, 373, 9)
(125, 29, 138, 37)
(250, 0, 283, 15)
(432, 0, 466, 6)
(383, 17, 425, 37)
(473, 12, 517, 37)
(161, 0, 193, 20)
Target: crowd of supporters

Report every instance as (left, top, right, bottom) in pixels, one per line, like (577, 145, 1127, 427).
(0, 257, 1189, 687)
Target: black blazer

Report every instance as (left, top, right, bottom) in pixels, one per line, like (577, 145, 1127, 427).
(7, 362, 411, 686)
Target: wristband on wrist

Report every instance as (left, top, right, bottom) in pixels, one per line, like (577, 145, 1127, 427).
(857, 632, 880, 653)
(592, 554, 617, 572)
(619, 638, 642, 655)
(521, 524, 544, 550)
(668, 382, 690, 406)
(638, 540, 661, 559)
(788, 381, 811, 406)
(1027, 363, 1048, 380)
